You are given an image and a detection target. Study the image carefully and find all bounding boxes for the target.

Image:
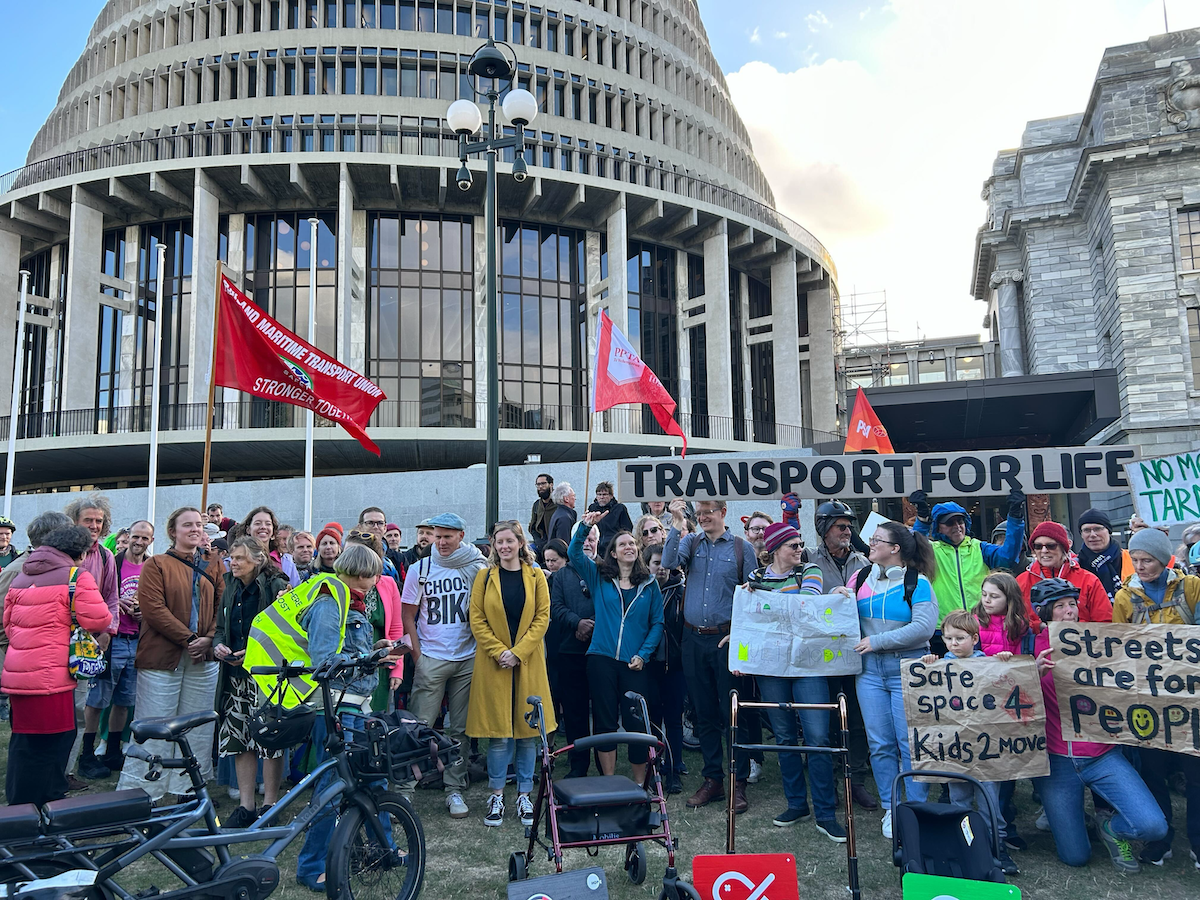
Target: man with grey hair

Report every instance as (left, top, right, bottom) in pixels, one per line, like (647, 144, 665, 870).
(0, 512, 72, 723)
(548, 482, 577, 544)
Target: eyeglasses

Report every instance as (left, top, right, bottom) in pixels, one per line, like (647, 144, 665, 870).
(642, 526, 662, 536)
(1031, 542, 1059, 551)
(362, 520, 386, 528)
(868, 537, 898, 547)
(746, 525, 766, 534)
(831, 523, 853, 531)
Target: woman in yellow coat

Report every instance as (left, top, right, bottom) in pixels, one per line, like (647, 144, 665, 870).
(467, 520, 557, 829)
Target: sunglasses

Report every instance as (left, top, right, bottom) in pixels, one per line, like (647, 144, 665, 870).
(1031, 542, 1060, 551)
(781, 541, 804, 551)
(831, 523, 853, 531)
(642, 526, 662, 536)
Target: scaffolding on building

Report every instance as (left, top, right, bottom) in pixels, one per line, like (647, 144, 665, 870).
(834, 289, 891, 423)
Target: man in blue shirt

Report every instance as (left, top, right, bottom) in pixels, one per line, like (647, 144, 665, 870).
(662, 499, 757, 813)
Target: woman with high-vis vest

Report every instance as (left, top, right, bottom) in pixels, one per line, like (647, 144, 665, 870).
(466, 521, 555, 830)
(117, 507, 220, 801)
(244, 542, 400, 892)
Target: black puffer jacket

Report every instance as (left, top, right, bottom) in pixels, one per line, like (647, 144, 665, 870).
(548, 562, 595, 656)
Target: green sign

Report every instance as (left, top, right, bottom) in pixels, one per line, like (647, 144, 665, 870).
(902, 873, 1020, 900)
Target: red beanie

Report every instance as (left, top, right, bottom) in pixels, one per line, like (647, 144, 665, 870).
(322, 521, 344, 539)
(1029, 521, 1071, 551)
(316, 526, 343, 548)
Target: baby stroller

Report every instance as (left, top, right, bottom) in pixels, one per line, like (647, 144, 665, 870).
(509, 692, 699, 900)
(891, 770, 1007, 884)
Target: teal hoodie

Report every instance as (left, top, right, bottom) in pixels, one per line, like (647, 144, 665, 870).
(569, 525, 664, 662)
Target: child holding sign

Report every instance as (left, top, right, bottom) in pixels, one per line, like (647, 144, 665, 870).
(1032, 578, 1167, 874)
(920, 610, 1020, 876)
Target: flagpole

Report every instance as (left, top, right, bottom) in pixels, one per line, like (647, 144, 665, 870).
(304, 217, 319, 534)
(200, 260, 223, 515)
(4, 270, 30, 519)
(146, 243, 166, 526)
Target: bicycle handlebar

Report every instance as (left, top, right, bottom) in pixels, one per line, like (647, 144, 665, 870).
(249, 647, 392, 680)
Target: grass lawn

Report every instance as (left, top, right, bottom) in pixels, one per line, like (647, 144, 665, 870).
(2, 725, 1199, 899)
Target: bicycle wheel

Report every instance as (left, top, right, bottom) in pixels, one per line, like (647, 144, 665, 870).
(327, 791, 425, 900)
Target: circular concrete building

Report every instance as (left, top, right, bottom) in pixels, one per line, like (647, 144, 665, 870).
(0, 0, 839, 492)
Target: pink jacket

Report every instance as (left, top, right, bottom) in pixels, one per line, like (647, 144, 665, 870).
(379, 576, 405, 679)
(977, 615, 1030, 657)
(1, 546, 113, 696)
(1036, 629, 1110, 759)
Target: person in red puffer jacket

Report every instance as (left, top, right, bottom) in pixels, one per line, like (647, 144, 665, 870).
(1017, 521, 1113, 630)
(2, 524, 112, 806)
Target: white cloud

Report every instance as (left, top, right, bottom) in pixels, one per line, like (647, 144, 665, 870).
(748, 26, 761, 44)
(859, 6, 872, 20)
(727, 0, 1200, 342)
(773, 30, 790, 39)
(806, 10, 831, 32)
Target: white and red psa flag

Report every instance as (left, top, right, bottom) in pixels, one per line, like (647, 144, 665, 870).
(591, 309, 687, 456)
(213, 273, 386, 455)
(844, 387, 895, 454)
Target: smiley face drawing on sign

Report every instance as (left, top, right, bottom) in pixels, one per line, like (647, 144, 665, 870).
(1129, 705, 1158, 740)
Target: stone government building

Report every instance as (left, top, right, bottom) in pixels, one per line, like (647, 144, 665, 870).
(0, 0, 841, 493)
(972, 28, 1200, 521)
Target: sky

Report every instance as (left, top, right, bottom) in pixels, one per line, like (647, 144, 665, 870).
(2, 1, 1200, 344)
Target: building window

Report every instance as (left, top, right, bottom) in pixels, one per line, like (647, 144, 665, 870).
(498, 223, 587, 429)
(798, 292, 809, 337)
(882, 357, 909, 386)
(750, 342, 776, 443)
(627, 241, 679, 435)
(748, 275, 771, 319)
(955, 350, 984, 381)
(689, 325, 708, 438)
(96, 230, 127, 431)
(367, 214, 475, 427)
(1181, 210, 1200, 271)
(135, 220, 195, 418)
(918, 352, 947, 383)
(1189, 308, 1200, 389)
(16, 249, 54, 428)
(687, 253, 704, 299)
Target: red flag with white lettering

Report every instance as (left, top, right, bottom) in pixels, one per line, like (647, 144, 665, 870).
(213, 273, 386, 455)
(844, 387, 895, 454)
(591, 309, 687, 456)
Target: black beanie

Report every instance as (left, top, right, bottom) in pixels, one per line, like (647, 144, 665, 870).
(1077, 507, 1112, 533)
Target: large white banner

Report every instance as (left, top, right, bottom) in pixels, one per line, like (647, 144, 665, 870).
(728, 586, 862, 678)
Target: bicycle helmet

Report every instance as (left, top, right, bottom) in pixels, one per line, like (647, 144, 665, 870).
(249, 701, 317, 751)
(1030, 577, 1080, 622)
(0, 516, 14, 532)
(815, 501, 856, 538)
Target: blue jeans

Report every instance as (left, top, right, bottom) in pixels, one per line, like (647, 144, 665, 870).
(948, 780, 1002, 835)
(487, 737, 538, 793)
(1035, 750, 1168, 867)
(296, 711, 393, 881)
(856, 651, 928, 809)
(758, 675, 838, 821)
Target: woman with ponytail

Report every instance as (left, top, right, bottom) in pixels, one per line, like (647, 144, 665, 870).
(840, 520, 938, 839)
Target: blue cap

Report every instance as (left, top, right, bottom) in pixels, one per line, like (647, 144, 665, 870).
(424, 512, 467, 531)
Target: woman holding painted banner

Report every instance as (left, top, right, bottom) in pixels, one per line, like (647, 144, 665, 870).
(1110, 529, 1200, 868)
(1032, 577, 1167, 873)
(838, 520, 938, 840)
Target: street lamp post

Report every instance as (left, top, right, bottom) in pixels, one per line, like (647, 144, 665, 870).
(446, 40, 538, 534)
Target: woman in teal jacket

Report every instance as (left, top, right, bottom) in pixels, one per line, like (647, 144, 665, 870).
(571, 512, 664, 784)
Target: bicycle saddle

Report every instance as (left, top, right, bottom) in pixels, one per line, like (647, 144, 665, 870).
(131, 709, 218, 742)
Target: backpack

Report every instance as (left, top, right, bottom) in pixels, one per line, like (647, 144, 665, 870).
(851, 564, 919, 608)
(1129, 577, 1196, 626)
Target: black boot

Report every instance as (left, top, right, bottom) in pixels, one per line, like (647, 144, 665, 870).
(101, 741, 125, 772)
(78, 748, 111, 780)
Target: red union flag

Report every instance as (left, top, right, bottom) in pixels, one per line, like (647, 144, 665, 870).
(844, 386, 895, 454)
(591, 309, 687, 456)
(214, 273, 386, 455)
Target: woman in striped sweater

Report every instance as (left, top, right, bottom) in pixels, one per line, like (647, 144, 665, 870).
(743, 522, 847, 841)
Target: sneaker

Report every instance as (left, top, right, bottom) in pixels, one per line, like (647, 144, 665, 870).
(78, 754, 110, 781)
(817, 820, 848, 843)
(747, 759, 763, 784)
(772, 807, 811, 827)
(224, 805, 257, 829)
(228, 787, 241, 800)
(682, 721, 700, 750)
(1191, 848, 1199, 869)
(484, 793, 504, 827)
(101, 749, 125, 773)
(1098, 815, 1139, 874)
(881, 810, 893, 840)
(446, 792, 469, 819)
(1140, 840, 1173, 867)
(1034, 807, 1050, 831)
(666, 771, 682, 795)
(678, 762, 689, 775)
(1004, 832, 1028, 852)
(517, 794, 534, 827)
(998, 848, 1020, 876)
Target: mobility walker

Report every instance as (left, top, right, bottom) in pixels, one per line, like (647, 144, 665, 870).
(508, 692, 699, 900)
(891, 770, 1007, 884)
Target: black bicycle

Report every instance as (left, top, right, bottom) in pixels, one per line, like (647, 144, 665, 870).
(0, 648, 450, 900)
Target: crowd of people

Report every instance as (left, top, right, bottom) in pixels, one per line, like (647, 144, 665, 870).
(0, 479, 1198, 884)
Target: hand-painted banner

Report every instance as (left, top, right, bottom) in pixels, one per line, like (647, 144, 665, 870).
(902, 657, 1049, 781)
(1049, 621, 1200, 755)
(728, 587, 862, 678)
(1124, 449, 1200, 527)
(618, 447, 1137, 501)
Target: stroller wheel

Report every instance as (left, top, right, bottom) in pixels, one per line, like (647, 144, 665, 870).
(657, 880, 702, 900)
(508, 851, 528, 882)
(626, 842, 647, 885)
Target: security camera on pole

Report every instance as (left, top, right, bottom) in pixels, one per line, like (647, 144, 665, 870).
(445, 39, 538, 534)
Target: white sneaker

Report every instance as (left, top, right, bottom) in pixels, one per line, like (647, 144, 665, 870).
(484, 793, 504, 827)
(1191, 848, 1199, 870)
(881, 810, 893, 840)
(446, 792, 469, 819)
(517, 794, 534, 827)
(228, 787, 240, 800)
(1035, 807, 1050, 831)
(747, 760, 763, 784)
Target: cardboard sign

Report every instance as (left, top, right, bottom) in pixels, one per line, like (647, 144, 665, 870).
(728, 586, 862, 678)
(618, 446, 1137, 501)
(1049, 621, 1200, 754)
(902, 657, 1049, 781)
(902, 873, 1021, 900)
(691, 854, 800, 900)
(1125, 449, 1200, 527)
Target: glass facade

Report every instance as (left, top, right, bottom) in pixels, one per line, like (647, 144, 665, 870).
(730, 268, 746, 440)
(16, 250, 55, 430)
(750, 341, 776, 443)
(96, 229, 127, 432)
(367, 213, 474, 427)
(136, 220, 194, 419)
(627, 241, 679, 434)
(689, 324, 709, 439)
